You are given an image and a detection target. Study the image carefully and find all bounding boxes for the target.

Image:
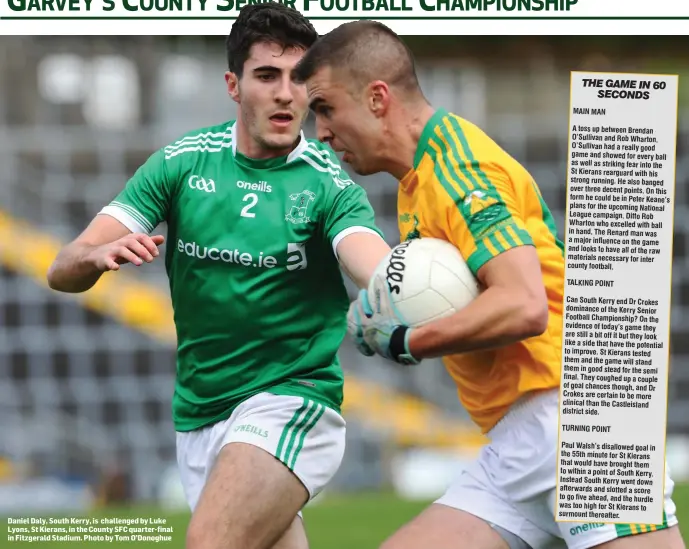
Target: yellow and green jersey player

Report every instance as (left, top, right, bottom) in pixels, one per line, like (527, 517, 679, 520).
(294, 20, 683, 549)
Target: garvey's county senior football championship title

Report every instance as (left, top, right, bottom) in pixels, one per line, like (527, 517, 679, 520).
(556, 72, 678, 526)
(3, 0, 578, 15)
(1, 0, 579, 24)
(6, 0, 689, 36)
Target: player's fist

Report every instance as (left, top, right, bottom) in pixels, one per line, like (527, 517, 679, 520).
(88, 233, 165, 272)
(350, 281, 421, 366)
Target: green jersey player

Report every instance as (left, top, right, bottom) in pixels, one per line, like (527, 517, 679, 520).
(46, 4, 390, 549)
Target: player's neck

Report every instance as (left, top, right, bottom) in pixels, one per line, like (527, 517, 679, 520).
(234, 117, 299, 160)
(384, 102, 436, 180)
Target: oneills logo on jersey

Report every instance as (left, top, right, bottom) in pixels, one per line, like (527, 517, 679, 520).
(237, 180, 272, 193)
(286, 190, 316, 224)
(463, 190, 499, 216)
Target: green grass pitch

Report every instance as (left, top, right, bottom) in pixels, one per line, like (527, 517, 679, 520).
(5, 486, 688, 548)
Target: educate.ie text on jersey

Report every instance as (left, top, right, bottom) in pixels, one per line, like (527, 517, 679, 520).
(177, 239, 278, 269)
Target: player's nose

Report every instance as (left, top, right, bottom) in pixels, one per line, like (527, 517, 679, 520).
(275, 75, 294, 104)
(316, 119, 333, 145)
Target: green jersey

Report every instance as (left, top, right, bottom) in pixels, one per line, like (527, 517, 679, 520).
(101, 120, 383, 431)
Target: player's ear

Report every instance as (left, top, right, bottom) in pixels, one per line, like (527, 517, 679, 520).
(225, 71, 241, 104)
(368, 80, 390, 118)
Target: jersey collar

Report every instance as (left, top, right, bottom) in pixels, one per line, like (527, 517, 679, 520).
(413, 107, 449, 170)
(287, 132, 309, 163)
(229, 121, 309, 164)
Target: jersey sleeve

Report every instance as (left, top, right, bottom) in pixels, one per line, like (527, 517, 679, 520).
(438, 156, 535, 275)
(99, 148, 173, 234)
(322, 173, 385, 257)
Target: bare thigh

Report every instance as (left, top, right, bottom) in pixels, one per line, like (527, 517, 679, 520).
(379, 503, 509, 549)
(593, 525, 685, 549)
(186, 442, 309, 549)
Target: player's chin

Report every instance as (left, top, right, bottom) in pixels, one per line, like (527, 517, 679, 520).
(344, 155, 375, 176)
(262, 131, 300, 150)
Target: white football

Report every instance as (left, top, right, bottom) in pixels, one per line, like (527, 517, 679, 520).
(370, 237, 481, 328)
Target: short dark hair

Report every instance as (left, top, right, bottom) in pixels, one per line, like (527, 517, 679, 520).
(226, 2, 318, 77)
(292, 20, 420, 94)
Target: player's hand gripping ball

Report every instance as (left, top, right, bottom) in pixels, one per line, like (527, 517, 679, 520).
(347, 274, 419, 366)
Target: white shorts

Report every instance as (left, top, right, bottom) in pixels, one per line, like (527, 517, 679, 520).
(176, 392, 346, 512)
(436, 389, 678, 549)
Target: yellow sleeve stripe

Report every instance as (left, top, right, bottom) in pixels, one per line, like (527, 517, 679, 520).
(464, 232, 508, 273)
(505, 225, 524, 247)
(492, 225, 532, 251)
(493, 229, 513, 251)
(427, 137, 470, 206)
(440, 117, 489, 193)
(504, 221, 534, 248)
(476, 221, 535, 261)
(447, 114, 499, 192)
(435, 123, 480, 195)
(467, 226, 532, 274)
(484, 234, 502, 256)
(425, 138, 482, 258)
(432, 126, 475, 196)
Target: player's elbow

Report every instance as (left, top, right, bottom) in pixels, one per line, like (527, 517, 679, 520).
(519, 296, 549, 339)
(46, 254, 86, 294)
(46, 261, 61, 291)
(46, 266, 74, 293)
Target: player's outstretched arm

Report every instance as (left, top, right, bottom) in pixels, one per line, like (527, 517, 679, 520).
(47, 214, 164, 294)
(407, 245, 548, 359)
(336, 232, 391, 289)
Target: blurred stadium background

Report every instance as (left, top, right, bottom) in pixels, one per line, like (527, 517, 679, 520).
(1, 35, 688, 547)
